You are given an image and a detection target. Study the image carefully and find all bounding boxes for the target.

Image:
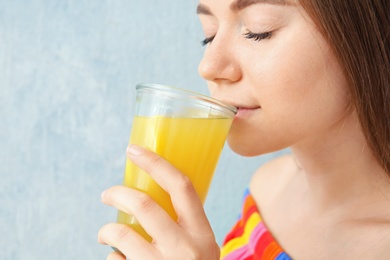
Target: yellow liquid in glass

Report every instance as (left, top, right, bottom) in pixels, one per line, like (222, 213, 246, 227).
(117, 115, 232, 241)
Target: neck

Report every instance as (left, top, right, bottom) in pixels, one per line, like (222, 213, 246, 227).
(291, 112, 390, 214)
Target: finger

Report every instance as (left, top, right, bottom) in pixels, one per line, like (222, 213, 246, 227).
(107, 250, 126, 260)
(98, 223, 158, 259)
(101, 185, 180, 242)
(126, 145, 213, 233)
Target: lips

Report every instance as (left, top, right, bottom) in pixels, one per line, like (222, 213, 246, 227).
(212, 97, 260, 117)
(237, 106, 260, 111)
(235, 106, 261, 118)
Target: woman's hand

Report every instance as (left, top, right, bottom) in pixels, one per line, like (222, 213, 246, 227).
(98, 145, 220, 260)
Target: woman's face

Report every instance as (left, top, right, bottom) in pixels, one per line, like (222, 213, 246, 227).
(197, 0, 350, 156)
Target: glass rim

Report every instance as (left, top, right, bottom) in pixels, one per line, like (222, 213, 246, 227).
(136, 83, 238, 115)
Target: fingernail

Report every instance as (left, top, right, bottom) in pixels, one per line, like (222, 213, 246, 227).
(127, 144, 145, 156)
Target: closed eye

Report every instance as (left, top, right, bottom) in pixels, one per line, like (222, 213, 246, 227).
(201, 35, 216, 46)
(244, 31, 273, 42)
(201, 30, 272, 46)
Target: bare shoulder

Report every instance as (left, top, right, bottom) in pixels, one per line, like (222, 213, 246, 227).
(249, 154, 297, 204)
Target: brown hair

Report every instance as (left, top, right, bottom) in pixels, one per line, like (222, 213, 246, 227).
(299, 0, 390, 174)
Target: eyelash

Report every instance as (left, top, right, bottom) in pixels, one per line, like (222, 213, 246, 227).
(201, 36, 215, 46)
(244, 31, 273, 41)
(201, 31, 273, 46)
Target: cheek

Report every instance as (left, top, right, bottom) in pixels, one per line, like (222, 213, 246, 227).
(254, 24, 348, 120)
(229, 25, 350, 156)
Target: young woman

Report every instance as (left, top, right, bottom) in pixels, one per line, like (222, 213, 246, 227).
(98, 0, 390, 259)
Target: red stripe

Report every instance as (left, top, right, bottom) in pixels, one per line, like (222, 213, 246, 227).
(223, 223, 244, 245)
(223, 196, 258, 245)
(221, 192, 290, 260)
(253, 231, 274, 258)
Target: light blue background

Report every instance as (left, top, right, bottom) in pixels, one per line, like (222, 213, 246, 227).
(0, 1, 288, 259)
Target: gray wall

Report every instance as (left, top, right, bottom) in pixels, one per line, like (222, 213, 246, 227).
(0, 1, 288, 259)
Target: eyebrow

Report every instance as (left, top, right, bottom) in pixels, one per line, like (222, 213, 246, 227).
(196, 0, 289, 15)
(196, 4, 212, 15)
(231, 0, 289, 11)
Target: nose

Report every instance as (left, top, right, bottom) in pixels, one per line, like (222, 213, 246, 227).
(198, 36, 242, 84)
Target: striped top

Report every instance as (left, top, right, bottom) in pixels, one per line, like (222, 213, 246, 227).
(220, 190, 292, 260)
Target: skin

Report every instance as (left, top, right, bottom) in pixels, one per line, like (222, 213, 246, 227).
(98, 0, 390, 259)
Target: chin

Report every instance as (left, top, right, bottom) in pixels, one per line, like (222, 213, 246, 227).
(227, 135, 287, 157)
(227, 138, 264, 157)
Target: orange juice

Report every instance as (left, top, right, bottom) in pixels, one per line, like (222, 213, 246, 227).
(117, 115, 232, 241)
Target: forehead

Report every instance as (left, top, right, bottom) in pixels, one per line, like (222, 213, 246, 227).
(232, 0, 290, 10)
(197, 0, 292, 15)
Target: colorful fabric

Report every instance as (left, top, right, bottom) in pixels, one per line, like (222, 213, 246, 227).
(221, 190, 292, 260)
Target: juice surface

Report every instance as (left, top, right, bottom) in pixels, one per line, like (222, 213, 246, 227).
(117, 115, 232, 241)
